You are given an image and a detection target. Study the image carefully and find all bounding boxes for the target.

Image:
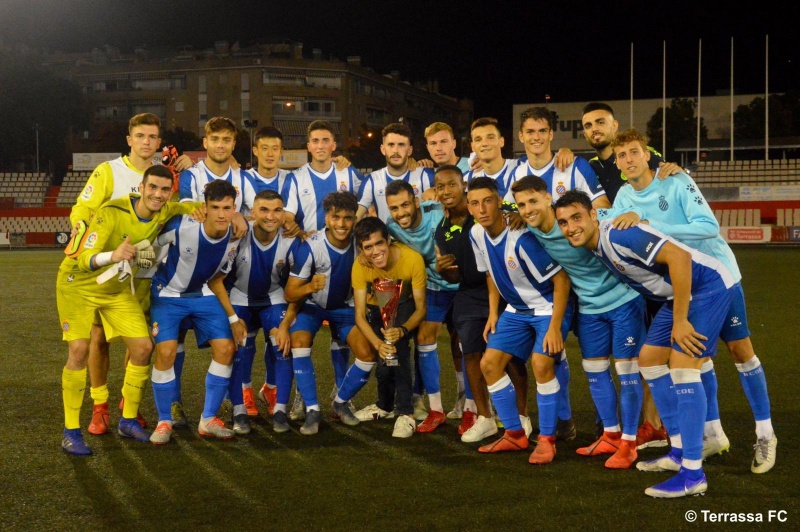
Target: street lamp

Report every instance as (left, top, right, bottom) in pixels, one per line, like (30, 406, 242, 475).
(243, 119, 258, 169)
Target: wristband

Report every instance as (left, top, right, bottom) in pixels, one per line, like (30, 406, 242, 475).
(228, 314, 239, 325)
(399, 325, 408, 337)
(94, 251, 114, 268)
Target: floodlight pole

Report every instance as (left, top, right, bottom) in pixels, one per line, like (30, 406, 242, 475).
(35, 124, 40, 174)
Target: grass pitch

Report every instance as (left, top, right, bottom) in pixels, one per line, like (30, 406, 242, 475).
(0, 247, 798, 530)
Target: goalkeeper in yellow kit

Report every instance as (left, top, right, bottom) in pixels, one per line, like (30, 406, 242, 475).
(58, 165, 197, 455)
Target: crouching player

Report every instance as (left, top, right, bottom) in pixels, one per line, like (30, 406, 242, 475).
(467, 177, 573, 465)
(283, 191, 375, 435)
(351, 217, 428, 437)
(555, 190, 735, 498)
(148, 179, 241, 444)
(57, 165, 195, 454)
(207, 190, 301, 435)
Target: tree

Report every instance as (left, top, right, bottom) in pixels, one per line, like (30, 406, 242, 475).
(162, 127, 203, 153)
(0, 48, 88, 173)
(733, 91, 800, 139)
(646, 98, 707, 162)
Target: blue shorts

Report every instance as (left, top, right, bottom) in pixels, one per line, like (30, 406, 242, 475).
(644, 288, 735, 358)
(574, 296, 646, 360)
(150, 294, 232, 348)
(425, 289, 457, 324)
(487, 307, 573, 360)
(233, 304, 288, 335)
(719, 283, 751, 342)
(291, 303, 355, 342)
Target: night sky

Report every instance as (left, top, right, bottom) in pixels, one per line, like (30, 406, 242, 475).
(1, 0, 795, 123)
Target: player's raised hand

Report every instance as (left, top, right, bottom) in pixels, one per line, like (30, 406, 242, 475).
(612, 212, 641, 230)
(309, 273, 326, 293)
(332, 155, 352, 170)
(434, 245, 457, 273)
(414, 158, 435, 169)
(657, 162, 684, 179)
(111, 236, 136, 263)
(174, 154, 195, 172)
(554, 147, 575, 171)
(505, 211, 526, 230)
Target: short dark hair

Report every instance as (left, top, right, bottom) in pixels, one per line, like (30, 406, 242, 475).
(519, 106, 554, 131)
(129, 113, 161, 135)
(322, 191, 358, 214)
(466, 176, 499, 194)
(510, 174, 548, 195)
(354, 217, 389, 248)
(385, 179, 415, 199)
(307, 120, 335, 140)
(254, 190, 283, 204)
(582, 102, 615, 116)
(470, 117, 500, 132)
(204, 179, 237, 203)
(142, 164, 174, 185)
(205, 116, 238, 136)
(382, 122, 412, 141)
(253, 126, 284, 146)
(553, 189, 593, 213)
(434, 164, 463, 182)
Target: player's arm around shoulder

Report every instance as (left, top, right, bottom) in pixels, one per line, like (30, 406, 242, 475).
(70, 162, 114, 228)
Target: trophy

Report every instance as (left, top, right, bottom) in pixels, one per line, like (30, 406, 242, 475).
(373, 278, 404, 367)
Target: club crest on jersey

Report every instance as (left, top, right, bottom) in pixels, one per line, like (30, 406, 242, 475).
(556, 182, 566, 195)
(151, 322, 160, 336)
(62, 321, 70, 331)
(227, 246, 237, 261)
(80, 185, 94, 201)
(614, 261, 625, 272)
(339, 180, 347, 191)
(84, 232, 98, 249)
(507, 256, 517, 269)
(412, 185, 420, 196)
(658, 195, 669, 211)
(234, 185, 240, 198)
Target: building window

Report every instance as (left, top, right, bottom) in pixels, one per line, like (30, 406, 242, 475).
(219, 73, 227, 85)
(175, 101, 185, 112)
(366, 107, 389, 125)
(241, 73, 249, 93)
(219, 100, 228, 110)
(199, 75, 207, 94)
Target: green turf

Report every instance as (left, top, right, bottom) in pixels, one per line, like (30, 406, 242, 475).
(1, 247, 798, 530)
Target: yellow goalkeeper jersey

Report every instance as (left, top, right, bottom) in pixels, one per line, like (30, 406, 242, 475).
(70, 156, 147, 227)
(58, 194, 198, 295)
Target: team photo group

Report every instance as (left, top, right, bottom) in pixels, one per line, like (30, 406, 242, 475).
(56, 103, 777, 499)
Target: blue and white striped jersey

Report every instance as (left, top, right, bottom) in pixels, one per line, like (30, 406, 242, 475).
(464, 159, 520, 201)
(152, 215, 237, 298)
(593, 219, 735, 302)
(386, 201, 459, 292)
(283, 163, 364, 232)
(358, 167, 433, 222)
(509, 156, 606, 204)
(244, 168, 291, 197)
(290, 230, 355, 309)
(179, 160, 256, 215)
(470, 225, 562, 314)
(222, 221, 300, 307)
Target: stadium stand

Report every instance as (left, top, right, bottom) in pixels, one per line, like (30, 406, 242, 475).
(56, 172, 91, 207)
(0, 172, 50, 207)
(692, 159, 800, 188)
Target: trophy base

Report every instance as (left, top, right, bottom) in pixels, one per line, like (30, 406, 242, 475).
(385, 357, 399, 367)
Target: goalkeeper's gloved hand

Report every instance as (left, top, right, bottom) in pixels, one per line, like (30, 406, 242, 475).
(133, 239, 156, 269)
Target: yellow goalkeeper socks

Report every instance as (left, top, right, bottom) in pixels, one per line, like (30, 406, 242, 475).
(62, 367, 87, 430)
(121, 363, 150, 419)
(90, 384, 109, 405)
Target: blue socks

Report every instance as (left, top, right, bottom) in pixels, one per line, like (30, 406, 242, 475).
(583, 359, 619, 430)
(292, 348, 318, 408)
(616, 360, 644, 438)
(151, 366, 176, 422)
(640, 364, 680, 438)
(736, 355, 771, 421)
(173, 343, 186, 403)
(336, 359, 375, 402)
(537, 378, 560, 437)
(555, 351, 571, 421)
(202, 360, 233, 419)
(488, 374, 522, 431)
(671, 368, 706, 464)
(330, 339, 350, 390)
